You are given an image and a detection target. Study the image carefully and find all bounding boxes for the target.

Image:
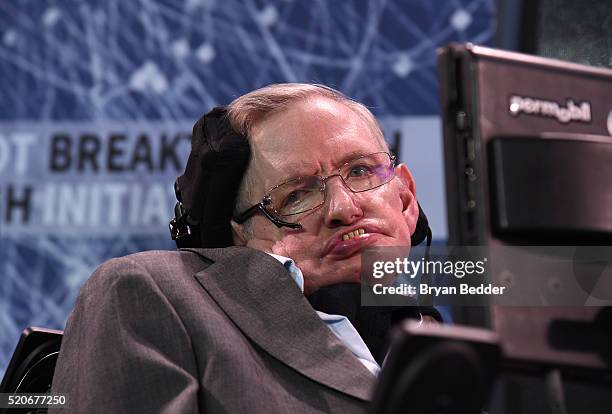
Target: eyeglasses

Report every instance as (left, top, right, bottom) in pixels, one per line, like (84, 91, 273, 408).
(233, 152, 396, 229)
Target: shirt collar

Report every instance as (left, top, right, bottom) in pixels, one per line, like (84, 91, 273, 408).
(267, 253, 305, 292)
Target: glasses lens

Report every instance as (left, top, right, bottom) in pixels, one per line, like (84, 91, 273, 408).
(269, 176, 324, 218)
(343, 152, 395, 192)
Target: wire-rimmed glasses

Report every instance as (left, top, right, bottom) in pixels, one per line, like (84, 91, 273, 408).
(233, 152, 396, 229)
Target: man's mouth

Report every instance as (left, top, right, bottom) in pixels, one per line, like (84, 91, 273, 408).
(322, 226, 382, 259)
(342, 228, 365, 241)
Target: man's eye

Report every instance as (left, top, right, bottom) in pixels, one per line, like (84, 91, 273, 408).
(349, 165, 373, 177)
(282, 190, 305, 207)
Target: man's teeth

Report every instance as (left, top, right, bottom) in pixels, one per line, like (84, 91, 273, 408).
(342, 228, 366, 241)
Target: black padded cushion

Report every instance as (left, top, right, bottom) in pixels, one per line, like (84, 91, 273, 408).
(175, 107, 251, 247)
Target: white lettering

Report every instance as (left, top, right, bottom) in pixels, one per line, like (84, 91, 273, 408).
(373, 261, 385, 278)
(460, 283, 506, 295)
(12, 132, 36, 176)
(0, 134, 9, 174)
(509, 95, 591, 124)
(104, 183, 128, 226)
(89, 185, 102, 225)
(57, 184, 88, 225)
(42, 184, 55, 225)
(0, 132, 37, 175)
(34, 182, 174, 231)
(142, 184, 168, 225)
(419, 284, 456, 296)
(372, 284, 416, 296)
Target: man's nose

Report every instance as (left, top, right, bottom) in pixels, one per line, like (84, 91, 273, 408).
(322, 176, 363, 227)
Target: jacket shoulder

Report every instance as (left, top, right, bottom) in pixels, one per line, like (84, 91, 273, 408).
(80, 249, 210, 295)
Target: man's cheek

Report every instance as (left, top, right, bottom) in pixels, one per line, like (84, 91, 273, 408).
(341, 257, 362, 280)
(270, 240, 293, 257)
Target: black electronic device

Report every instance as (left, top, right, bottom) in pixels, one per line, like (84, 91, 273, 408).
(0, 327, 63, 414)
(438, 43, 612, 378)
(439, 43, 612, 248)
(370, 321, 501, 414)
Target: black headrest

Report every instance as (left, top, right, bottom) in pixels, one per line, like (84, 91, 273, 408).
(170, 107, 250, 248)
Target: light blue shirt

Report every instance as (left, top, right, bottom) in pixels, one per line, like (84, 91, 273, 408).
(268, 253, 381, 376)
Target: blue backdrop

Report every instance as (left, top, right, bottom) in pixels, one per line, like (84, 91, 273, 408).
(0, 0, 496, 373)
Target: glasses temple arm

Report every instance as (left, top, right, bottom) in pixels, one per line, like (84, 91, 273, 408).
(259, 204, 303, 229)
(233, 204, 261, 224)
(233, 202, 302, 230)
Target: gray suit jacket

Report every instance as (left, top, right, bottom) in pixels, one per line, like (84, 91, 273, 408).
(50, 246, 376, 413)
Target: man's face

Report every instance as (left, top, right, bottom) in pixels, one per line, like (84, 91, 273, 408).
(232, 96, 419, 294)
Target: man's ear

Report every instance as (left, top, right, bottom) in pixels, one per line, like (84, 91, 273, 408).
(396, 163, 419, 236)
(230, 220, 247, 246)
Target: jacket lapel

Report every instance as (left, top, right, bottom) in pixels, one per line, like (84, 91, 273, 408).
(185, 246, 376, 401)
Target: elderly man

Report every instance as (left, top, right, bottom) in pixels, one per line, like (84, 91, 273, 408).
(51, 83, 437, 413)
